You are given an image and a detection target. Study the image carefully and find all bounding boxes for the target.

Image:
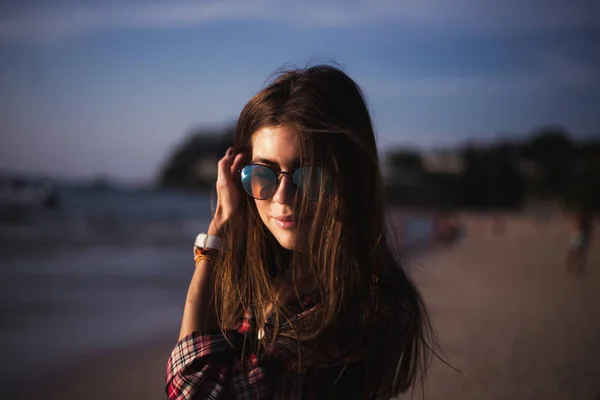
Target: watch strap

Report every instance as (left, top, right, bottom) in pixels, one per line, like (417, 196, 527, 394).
(194, 233, 223, 250)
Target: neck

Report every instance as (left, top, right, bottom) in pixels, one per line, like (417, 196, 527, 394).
(275, 249, 314, 293)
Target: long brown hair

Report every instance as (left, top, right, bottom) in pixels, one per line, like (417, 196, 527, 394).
(213, 64, 433, 398)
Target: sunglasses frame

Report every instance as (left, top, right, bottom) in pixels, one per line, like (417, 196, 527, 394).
(239, 163, 330, 201)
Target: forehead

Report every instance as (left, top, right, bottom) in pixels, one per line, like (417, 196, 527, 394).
(251, 126, 301, 163)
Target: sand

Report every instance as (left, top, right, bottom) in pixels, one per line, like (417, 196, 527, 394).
(402, 215, 600, 399)
(6, 334, 177, 400)
(10, 215, 600, 400)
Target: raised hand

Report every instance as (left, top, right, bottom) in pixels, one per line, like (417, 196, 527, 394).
(208, 147, 248, 236)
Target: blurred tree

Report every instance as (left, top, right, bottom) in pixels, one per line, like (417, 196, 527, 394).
(385, 150, 424, 205)
(520, 126, 575, 200)
(484, 143, 525, 209)
(387, 150, 423, 171)
(455, 145, 489, 208)
(389, 141, 525, 210)
(158, 125, 235, 189)
(562, 139, 600, 212)
(159, 123, 598, 212)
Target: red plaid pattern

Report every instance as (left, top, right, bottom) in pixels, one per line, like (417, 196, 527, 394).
(165, 294, 390, 399)
(166, 293, 318, 400)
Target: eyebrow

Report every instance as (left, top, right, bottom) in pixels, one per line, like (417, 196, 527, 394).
(251, 157, 301, 167)
(251, 157, 278, 166)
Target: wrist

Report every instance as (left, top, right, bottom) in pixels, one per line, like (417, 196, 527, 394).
(208, 219, 223, 236)
(194, 233, 223, 265)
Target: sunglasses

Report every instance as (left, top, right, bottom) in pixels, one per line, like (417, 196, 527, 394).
(240, 164, 332, 201)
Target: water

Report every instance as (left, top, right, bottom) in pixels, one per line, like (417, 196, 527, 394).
(0, 184, 433, 388)
(0, 184, 214, 248)
(0, 183, 433, 249)
(0, 184, 212, 388)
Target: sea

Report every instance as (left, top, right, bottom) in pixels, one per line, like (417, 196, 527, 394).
(0, 183, 434, 389)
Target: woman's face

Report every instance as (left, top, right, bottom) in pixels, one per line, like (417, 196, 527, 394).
(250, 125, 319, 250)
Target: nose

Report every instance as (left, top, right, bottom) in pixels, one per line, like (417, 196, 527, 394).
(272, 174, 297, 205)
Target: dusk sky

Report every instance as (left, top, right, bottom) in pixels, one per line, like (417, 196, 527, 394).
(1, 0, 599, 183)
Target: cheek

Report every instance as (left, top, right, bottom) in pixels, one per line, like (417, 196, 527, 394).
(254, 200, 270, 225)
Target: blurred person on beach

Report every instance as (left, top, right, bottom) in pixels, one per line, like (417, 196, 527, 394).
(432, 212, 462, 247)
(166, 65, 433, 399)
(566, 209, 593, 275)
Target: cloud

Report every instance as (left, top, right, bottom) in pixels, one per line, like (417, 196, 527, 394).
(541, 51, 600, 88)
(0, 0, 598, 42)
(362, 51, 600, 98)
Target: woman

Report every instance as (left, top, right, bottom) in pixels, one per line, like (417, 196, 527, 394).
(166, 65, 433, 399)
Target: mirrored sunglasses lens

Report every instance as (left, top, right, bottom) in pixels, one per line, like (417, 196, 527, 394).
(241, 165, 277, 199)
(294, 167, 331, 200)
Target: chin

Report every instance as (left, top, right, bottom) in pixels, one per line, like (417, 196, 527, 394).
(263, 218, 312, 251)
(272, 230, 298, 250)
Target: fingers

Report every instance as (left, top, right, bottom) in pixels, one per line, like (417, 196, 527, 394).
(216, 148, 235, 189)
(212, 147, 249, 227)
(217, 147, 249, 191)
(230, 151, 249, 177)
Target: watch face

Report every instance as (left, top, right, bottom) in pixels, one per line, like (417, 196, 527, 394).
(195, 234, 209, 248)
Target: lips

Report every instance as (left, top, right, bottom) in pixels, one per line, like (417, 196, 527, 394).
(274, 215, 295, 221)
(273, 215, 312, 229)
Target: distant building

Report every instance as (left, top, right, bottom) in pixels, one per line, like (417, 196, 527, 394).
(421, 151, 465, 174)
(381, 151, 423, 186)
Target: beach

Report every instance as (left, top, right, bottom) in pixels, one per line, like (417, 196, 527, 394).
(0, 245, 190, 400)
(2, 214, 599, 399)
(402, 214, 600, 399)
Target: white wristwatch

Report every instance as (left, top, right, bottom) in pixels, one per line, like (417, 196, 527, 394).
(194, 233, 223, 250)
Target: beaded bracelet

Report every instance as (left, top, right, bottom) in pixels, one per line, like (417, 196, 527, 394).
(194, 246, 220, 266)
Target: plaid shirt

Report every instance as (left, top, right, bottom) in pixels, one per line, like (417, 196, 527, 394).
(166, 295, 389, 399)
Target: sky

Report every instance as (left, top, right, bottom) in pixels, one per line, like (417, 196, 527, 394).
(0, 0, 599, 183)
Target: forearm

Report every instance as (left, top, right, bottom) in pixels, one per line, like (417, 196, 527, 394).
(178, 222, 222, 340)
(178, 259, 219, 340)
